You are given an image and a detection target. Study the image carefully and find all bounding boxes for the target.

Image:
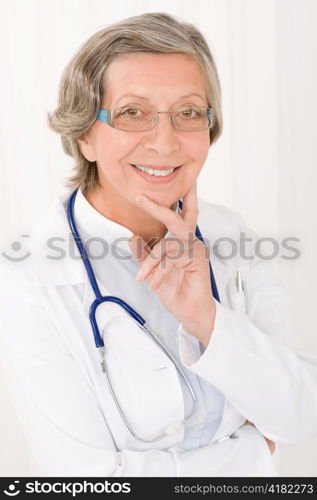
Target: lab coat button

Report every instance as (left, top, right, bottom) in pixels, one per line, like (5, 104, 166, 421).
(192, 425, 203, 432)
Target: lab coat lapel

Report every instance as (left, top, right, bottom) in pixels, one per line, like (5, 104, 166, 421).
(29, 195, 86, 286)
(209, 257, 238, 308)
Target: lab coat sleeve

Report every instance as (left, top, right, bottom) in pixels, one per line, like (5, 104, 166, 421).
(0, 261, 275, 477)
(178, 219, 317, 446)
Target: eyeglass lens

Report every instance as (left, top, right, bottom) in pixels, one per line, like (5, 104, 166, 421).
(112, 106, 211, 131)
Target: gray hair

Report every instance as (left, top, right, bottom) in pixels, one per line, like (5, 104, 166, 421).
(48, 12, 223, 192)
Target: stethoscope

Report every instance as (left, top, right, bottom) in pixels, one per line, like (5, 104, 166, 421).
(67, 189, 221, 443)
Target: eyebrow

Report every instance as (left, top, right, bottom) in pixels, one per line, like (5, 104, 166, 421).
(114, 93, 206, 105)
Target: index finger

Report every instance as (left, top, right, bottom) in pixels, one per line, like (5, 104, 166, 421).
(135, 195, 190, 240)
(181, 182, 199, 231)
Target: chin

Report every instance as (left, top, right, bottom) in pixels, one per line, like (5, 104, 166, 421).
(149, 192, 179, 208)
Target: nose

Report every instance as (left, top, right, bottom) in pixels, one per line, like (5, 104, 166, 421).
(142, 112, 181, 156)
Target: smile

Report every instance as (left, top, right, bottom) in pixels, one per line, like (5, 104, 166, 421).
(133, 165, 176, 176)
(130, 164, 182, 184)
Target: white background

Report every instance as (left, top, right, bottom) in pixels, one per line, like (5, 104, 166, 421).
(0, 0, 316, 476)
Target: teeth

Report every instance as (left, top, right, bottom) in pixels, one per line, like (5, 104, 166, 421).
(133, 165, 175, 176)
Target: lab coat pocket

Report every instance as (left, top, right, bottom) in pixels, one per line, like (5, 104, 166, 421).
(254, 431, 278, 476)
(101, 317, 185, 451)
(229, 287, 260, 321)
(228, 290, 247, 315)
(244, 290, 260, 321)
(231, 424, 277, 476)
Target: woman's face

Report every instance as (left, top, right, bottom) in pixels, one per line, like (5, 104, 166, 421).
(79, 53, 211, 208)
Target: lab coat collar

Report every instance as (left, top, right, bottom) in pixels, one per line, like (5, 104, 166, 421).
(28, 190, 240, 291)
(74, 188, 134, 256)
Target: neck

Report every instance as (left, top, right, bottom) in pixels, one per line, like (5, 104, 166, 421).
(84, 183, 176, 248)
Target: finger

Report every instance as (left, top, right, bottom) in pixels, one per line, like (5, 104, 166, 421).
(181, 182, 199, 231)
(245, 420, 255, 426)
(128, 235, 151, 263)
(135, 195, 189, 240)
(264, 437, 276, 455)
(137, 236, 206, 281)
(135, 238, 184, 281)
(148, 256, 174, 290)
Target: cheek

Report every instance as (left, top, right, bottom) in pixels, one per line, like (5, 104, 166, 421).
(186, 134, 210, 167)
(96, 131, 139, 164)
(95, 133, 143, 188)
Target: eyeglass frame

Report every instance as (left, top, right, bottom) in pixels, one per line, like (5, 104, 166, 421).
(96, 106, 214, 132)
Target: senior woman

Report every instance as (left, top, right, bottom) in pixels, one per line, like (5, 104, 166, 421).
(1, 12, 317, 477)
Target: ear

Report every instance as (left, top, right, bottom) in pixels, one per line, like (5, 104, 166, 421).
(76, 134, 97, 162)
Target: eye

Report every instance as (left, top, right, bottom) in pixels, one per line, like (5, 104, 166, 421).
(117, 107, 144, 118)
(177, 107, 202, 119)
(125, 108, 140, 116)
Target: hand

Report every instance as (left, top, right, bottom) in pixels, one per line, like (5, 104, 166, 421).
(128, 184, 216, 347)
(245, 420, 276, 455)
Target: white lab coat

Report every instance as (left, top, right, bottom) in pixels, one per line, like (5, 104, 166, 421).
(0, 192, 316, 477)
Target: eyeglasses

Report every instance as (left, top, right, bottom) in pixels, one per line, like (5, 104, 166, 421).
(97, 105, 213, 132)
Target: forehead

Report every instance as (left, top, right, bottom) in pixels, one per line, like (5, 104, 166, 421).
(103, 53, 207, 105)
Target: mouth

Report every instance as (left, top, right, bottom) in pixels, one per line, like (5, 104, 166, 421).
(129, 164, 182, 183)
